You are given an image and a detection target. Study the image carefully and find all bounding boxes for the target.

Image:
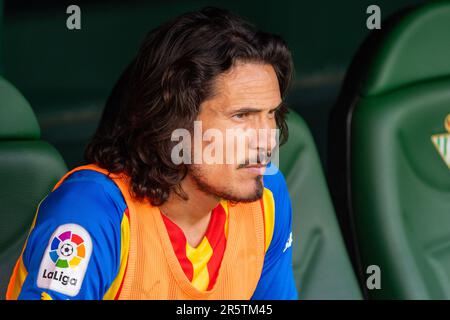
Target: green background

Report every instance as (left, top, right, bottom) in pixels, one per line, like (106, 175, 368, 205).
(0, 0, 425, 168)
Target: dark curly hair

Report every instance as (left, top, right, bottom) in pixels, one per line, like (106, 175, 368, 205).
(84, 7, 294, 206)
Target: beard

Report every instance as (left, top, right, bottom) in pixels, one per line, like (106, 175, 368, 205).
(188, 165, 264, 203)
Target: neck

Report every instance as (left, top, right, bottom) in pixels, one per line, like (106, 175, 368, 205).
(159, 174, 219, 227)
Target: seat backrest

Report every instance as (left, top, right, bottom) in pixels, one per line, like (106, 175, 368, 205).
(281, 110, 362, 299)
(0, 76, 67, 299)
(328, 1, 450, 299)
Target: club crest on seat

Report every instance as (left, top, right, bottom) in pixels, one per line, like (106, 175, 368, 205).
(431, 114, 450, 169)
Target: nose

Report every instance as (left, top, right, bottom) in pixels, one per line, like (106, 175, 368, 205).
(248, 116, 277, 159)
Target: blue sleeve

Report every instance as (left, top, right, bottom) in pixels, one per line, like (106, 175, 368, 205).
(251, 165, 298, 300)
(17, 170, 126, 300)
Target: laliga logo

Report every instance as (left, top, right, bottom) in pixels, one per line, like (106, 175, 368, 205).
(48, 230, 86, 268)
(42, 230, 86, 286)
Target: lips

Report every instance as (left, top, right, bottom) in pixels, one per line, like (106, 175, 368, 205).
(242, 163, 268, 175)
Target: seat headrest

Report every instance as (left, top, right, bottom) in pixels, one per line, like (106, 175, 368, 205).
(363, 1, 450, 96)
(0, 76, 40, 140)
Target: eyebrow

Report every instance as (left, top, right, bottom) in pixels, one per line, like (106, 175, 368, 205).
(228, 101, 283, 115)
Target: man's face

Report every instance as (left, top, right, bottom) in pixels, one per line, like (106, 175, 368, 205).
(188, 62, 282, 202)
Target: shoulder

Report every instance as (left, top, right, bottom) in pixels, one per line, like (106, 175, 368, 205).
(26, 168, 128, 267)
(38, 169, 127, 224)
(251, 164, 297, 299)
(263, 163, 289, 200)
(17, 169, 128, 299)
(262, 163, 292, 254)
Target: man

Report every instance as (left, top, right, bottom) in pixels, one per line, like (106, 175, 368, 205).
(7, 7, 297, 300)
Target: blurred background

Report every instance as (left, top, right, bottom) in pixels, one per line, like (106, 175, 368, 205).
(0, 0, 425, 169)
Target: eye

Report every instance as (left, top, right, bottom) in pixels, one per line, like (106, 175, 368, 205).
(233, 112, 250, 120)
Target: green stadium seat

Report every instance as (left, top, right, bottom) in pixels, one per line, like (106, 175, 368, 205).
(0, 76, 67, 299)
(280, 110, 362, 299)
(328, 1, 450, 299)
